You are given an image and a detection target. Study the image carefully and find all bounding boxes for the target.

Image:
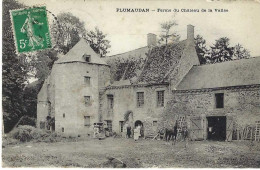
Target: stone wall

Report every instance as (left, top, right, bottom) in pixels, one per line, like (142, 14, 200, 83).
(53, 62, 110, 136)
(164, 86, 260, 138)
(100, 84, 169, 136)
(98, 64, 111, 88)
(37, 76, 53, 128)
(37, 81, 49, 128)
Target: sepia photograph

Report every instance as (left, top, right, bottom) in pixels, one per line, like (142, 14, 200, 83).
(2, 0, 260, 168)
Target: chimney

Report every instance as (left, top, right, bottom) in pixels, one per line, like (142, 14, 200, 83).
(187, 24, 194, 40)
(147, 33, 157, 46)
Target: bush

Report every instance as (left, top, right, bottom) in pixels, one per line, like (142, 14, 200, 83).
(2, 136, 19, 147)
(10, 125, 35, 142)
(9, 125, 62, 143)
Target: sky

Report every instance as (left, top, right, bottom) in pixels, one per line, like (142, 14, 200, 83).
(19, 0, 260, 57)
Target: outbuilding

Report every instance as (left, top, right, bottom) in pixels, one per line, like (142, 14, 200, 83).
(165, 57, 260, 141)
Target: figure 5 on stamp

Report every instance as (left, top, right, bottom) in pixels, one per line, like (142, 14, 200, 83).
(10, 6, 52, 53)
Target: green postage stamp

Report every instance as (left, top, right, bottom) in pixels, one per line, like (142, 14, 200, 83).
(10, 6, 52, 53)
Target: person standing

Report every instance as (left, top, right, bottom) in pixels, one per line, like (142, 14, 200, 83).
(134, 125, 141, 141)
(134, 127, 138, 141)
(140, 125, 144, 138)
(126, 124, 131, 138)
(93, 125, 99, 138)
(123, 123, 127, 138)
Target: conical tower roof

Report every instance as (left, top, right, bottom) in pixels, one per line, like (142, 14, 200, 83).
(55, 39, 108, 65)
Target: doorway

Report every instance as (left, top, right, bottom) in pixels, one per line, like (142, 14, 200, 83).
(105, 120, 112, 132)
(207, 116, 226, 141)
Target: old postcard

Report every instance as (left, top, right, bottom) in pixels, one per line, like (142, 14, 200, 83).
(2, 0, 260, 168)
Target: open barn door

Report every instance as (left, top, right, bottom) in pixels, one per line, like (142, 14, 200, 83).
(189, 116, 204, 141)
(226, 116, 233, 141)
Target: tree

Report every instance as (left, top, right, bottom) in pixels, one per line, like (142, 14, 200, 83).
(194, 35, 210, 64)
(51, 13, 110, 57)
(85, 27, 111, 58)
(209, 37, 234, 63)
(51, 12, 87, 54)
(195, 35, 250, 65)
(158, 18, 180, 45)
(233, 43, 250, 60)
(31, 49, 58, 83)
(2, 0, 29, 133)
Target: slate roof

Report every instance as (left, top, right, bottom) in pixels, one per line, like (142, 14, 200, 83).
(55, 39, 108, 65)
(106, 52, 146, 82)
(137, 41, 186, 83)
(107, 40, 187, 86)
(176, 57, 260, 90)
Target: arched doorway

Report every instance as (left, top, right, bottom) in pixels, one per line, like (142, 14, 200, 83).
(135, 120, 143, 127)
(134, 120, 144, 137)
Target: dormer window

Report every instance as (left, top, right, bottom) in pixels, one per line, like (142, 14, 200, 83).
(83, 54, 91, 62)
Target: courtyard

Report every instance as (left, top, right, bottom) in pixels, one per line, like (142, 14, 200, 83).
(2, 137, 260, 168)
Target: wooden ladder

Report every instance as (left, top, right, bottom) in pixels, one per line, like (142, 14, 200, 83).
(255, 121, 260, 141)
(177, 116, 187, 132)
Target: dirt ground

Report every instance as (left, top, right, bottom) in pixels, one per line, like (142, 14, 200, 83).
(2, 137, 260, 168)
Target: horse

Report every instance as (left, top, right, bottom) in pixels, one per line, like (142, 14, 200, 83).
(165, 125, 178, 145)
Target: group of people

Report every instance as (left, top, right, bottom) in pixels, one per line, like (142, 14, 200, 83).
(124, 123, 143, 141)
(93, 121, 189, 143)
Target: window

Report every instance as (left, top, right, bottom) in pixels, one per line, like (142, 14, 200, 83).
(62, 127, 64, 132)
(215, 93, 224, 108)
(106, 120, 112, 132)
(63, 113, 65, 118)
(84, 116, 91, 126)
(157, 91, 164, 107)
(119, 121, 124, 132)
(84, 76, 91, 86)
(83, 54, 91, 62)
(153, 121, 158, 126)
(84, 96, 91, 106)
(137, 92, 144, 107)
(107, 95, 114, 109)
(40, 121, 45, 129)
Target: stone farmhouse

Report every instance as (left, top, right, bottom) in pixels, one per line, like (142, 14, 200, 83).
(37, 25, 260, 141)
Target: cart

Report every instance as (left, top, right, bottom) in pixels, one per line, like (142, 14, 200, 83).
(93, 122, 106, 140)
